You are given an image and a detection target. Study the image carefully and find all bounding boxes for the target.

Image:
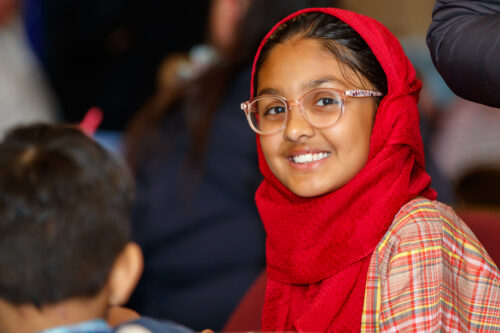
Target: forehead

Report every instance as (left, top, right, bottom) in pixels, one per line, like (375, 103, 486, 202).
(257, 38, 358, 94)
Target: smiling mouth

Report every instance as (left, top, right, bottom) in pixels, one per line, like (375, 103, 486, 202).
(291, 152, 331, 164)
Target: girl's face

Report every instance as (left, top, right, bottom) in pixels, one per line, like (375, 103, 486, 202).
(257, 38, 378, 197)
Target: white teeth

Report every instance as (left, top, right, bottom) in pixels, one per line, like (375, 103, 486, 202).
(292, 152, 330, 164)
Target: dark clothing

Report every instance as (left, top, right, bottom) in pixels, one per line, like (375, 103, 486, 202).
(129, 67, 265, 331)
(426, 0, 500, 108)
(27, 0, 210, 129)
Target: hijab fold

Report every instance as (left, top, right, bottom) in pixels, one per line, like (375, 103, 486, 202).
(251, 8, 436, 332)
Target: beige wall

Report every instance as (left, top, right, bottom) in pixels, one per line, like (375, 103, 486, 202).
(340, 0, 435, 38)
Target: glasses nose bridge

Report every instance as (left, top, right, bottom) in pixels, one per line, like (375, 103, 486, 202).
(285, 99, 304, 116)
(284, 97, 312, 130)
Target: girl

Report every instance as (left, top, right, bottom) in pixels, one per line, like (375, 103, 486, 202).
(240, 8, 500, 332)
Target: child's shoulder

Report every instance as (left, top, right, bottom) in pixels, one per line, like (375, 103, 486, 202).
(389, 197, 476, 243)
(375, 198, 497, 270)
(115, 317, 194, 333)
(376, 198, 483, 258)
(368, 203, 500, 332)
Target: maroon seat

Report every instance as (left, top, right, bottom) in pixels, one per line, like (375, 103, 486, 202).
(223, 270, 266, 332)
(457, 208, 500, 266)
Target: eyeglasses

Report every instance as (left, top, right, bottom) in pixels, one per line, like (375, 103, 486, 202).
(241, 88, 383, 135)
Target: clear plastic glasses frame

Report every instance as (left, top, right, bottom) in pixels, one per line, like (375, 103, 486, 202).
(241, 88, 383, 135)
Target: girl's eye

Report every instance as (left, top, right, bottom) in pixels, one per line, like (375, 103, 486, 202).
(264, 106, 286, 116)
(315, 97, 339, 106)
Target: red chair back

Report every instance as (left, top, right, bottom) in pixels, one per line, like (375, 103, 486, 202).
(223, 270, 266, 332)
(457, 208, 500, 266)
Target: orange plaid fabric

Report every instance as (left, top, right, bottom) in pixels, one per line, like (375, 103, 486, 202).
(361, 198, 500, 332)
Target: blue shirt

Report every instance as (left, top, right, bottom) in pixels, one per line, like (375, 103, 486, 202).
(36, 317, 194, 333)
(38, 319, 112, 333)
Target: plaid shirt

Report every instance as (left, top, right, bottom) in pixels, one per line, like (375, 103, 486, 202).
(361, 199, 500, 332)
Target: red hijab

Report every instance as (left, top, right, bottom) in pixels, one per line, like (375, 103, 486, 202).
(251, 8, 437, 332)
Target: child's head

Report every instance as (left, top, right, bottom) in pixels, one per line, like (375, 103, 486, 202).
(0, 124, 142, 331)
(241, 12, 388, 197)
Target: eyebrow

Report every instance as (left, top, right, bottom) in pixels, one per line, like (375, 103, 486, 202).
(256, 87, 281, 96)
(302, 76, 346, 89)
(256, 76, 347, 97)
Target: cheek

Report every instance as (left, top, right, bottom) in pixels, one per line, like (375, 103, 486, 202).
(322, 116, 372, 162)
(259, 135, 285, 180)
(345, 107, 375, 153)
(350, 121, 373, 169)
(351, 127, 371, 162)
(259, 136, 277, 165)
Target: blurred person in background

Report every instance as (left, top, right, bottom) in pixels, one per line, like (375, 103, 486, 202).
(125, 0, 337, 330)
(402, 46, 456, 205)
(427, 0, 500, 108)
(427, 0, 500, 262)
(430, 97, 500, 263)
(23, 0, 210, 130)
(0, 0, 57, 139)
(432, 99, 500, 204)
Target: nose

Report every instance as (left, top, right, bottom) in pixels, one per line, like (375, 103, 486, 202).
(283, 102, 314, 142)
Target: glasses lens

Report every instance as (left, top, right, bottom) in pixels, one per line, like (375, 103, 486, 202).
(249, 97, 287, 134)
(302, 89, 343, 127)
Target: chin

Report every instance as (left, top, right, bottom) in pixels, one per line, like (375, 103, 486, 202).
(289, 185, 332, 198)
(288, 177, 348, 198)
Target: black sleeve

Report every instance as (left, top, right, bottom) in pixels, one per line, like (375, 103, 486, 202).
(426, 0, 500, 107)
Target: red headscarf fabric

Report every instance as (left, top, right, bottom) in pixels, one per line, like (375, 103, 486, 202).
(250, 8, 437, 332)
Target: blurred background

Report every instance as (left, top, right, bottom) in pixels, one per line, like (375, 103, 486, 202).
(0, 0, 467, 201)
(1, 0, 499, 330)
